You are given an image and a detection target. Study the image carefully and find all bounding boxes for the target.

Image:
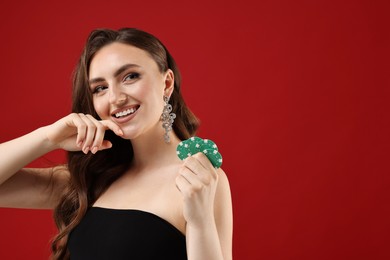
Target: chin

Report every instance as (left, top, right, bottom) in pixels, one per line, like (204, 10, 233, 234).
(119, 132, 137, 141)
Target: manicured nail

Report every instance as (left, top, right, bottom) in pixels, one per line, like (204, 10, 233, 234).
(91, 146, 98, 154)
(83, 147, 90, 154)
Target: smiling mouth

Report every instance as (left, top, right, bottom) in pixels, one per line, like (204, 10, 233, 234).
(112, 105, 140, 118)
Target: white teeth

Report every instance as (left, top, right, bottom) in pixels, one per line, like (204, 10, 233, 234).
(115, 107, 137, 118)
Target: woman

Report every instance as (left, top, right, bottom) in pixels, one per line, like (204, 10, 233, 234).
(0, 28, 233, 259)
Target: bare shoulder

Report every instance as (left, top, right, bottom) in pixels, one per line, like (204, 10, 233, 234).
(214, 167, 233, 260)
(214, 168, 233, 223)
(215, 168, 232, 200)
(214, 168, 233, 226)
(0, 166, 70, 209)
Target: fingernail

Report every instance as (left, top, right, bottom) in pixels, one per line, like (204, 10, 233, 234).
(117, 129, 124, 136)
(83, 147, 90, 154)
(91, 146, 98, 154)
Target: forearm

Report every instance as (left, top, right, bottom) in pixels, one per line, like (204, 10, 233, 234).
(186, 218, 225, 260)
(0, 126, 56, 185)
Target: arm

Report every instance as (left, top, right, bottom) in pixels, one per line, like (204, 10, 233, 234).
(0, 127, 57, 186)
(0, 127, 67, 209)
(0, 113, 123, 209)
(0, 166, 69, 209)
(186, 168, 233, 260)
(176, 153, 233, 260)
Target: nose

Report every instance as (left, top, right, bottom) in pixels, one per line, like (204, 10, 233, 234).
(108, 86, 127, 105)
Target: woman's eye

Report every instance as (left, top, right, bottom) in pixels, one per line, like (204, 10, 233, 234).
(124, 73, 140, 82)
(92, 86, 107, 94)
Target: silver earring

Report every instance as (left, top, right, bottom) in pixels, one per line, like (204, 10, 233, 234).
(161, 96, 176, 143)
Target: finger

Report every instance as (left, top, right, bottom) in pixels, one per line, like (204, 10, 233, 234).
(192, 152, 214, 170)
(176, 170, 205, 200)
(100, 140, 113, 150)
(175, 174, 191, 193)
(78, 114, 97, 153)
(179, 167, 204, 188)
(86, 115, 106, 154)
(192, 152, 218, 179)
(100, 120, 123, 136)
(70, 114, 87, 147)
(183, 156, 204, 175)
(184, 154, 218, 184)
(175, 176, 186, 192)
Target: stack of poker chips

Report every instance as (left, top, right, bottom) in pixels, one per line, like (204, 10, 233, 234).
(176, 136, 223, 169)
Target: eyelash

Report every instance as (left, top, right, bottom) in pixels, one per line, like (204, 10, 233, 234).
(92, 85, 107, 94)
(91, 72, 141, 94)
(123, 72, 140, 82)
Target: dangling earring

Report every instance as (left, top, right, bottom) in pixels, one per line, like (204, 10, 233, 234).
(161, 95, 176, 143)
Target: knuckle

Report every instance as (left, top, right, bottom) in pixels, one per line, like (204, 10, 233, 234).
(213, 171, 219, 181)
(96, 124, 105, 131)
(208, 168, 216, 178)
(204, 170, 218, 184)
(86, 122, 96, 129)
(175, 175, 181, 182)
(86, 114, 97, 121)
(70, 113, 80, 121)
(186, 188, 197, 199)
(78, 125, 87, 131)
(192, 181, 203, 191)
(205, 176, 212, 185)
(178, 166, 187, 174)
(184, 156, 193, 164)
(201, 175, 212, 185)
(194, 152, 204, 158)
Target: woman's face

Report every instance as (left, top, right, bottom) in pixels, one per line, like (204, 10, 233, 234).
(88, 42, 174, 140)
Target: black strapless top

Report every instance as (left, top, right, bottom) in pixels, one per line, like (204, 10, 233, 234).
(68, 207, 187, 260)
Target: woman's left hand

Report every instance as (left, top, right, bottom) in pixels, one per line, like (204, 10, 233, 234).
(175, 152, 219, 228)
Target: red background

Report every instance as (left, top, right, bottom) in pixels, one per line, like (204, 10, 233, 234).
(0, 0, 389, 259)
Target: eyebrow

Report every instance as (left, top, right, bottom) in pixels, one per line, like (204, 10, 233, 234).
(88, 63, 141, 85)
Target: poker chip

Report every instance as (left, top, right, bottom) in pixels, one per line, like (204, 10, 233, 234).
(188, 136, 203, 154)
(200, 139, 218, 151)
(176, 140, 191, 160)
(202, 148, 223, 169)
(176, 136, 223, 168)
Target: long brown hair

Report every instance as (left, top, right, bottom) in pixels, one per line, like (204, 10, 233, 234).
(51, 28, 199, 259)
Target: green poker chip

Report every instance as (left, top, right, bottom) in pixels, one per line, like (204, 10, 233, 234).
(176, 140, 192, 160)
(176, 136, 223, 168)
(188, 136, 203, 154)
(202, 148, 223, 169)
(200, 139, 218, 151)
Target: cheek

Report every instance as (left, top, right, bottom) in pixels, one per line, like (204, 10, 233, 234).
(92, 98, 106, 119)
(137, 80, 163, 104)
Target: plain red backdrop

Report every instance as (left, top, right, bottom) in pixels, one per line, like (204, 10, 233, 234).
(0, 0, 389, 259)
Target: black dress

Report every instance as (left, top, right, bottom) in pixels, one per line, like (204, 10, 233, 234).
(68, 207, 187, 260)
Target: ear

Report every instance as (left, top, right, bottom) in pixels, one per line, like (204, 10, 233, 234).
(163, 69, 174, 97)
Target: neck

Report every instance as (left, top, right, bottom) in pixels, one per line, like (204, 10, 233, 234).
(129, 129, 182, 171)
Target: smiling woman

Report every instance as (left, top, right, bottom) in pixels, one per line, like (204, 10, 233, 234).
(89, 43, 171, 140)
(0, 28, 233, 260)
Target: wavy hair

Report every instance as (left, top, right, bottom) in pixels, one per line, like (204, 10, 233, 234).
(51, 28, 199, 259)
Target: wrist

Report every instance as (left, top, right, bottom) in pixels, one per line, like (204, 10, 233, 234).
(35, 126, 59, 152)
(186, 213, 216, 230)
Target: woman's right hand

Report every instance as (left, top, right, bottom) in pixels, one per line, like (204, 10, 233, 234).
(45, 113, 123, 154)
